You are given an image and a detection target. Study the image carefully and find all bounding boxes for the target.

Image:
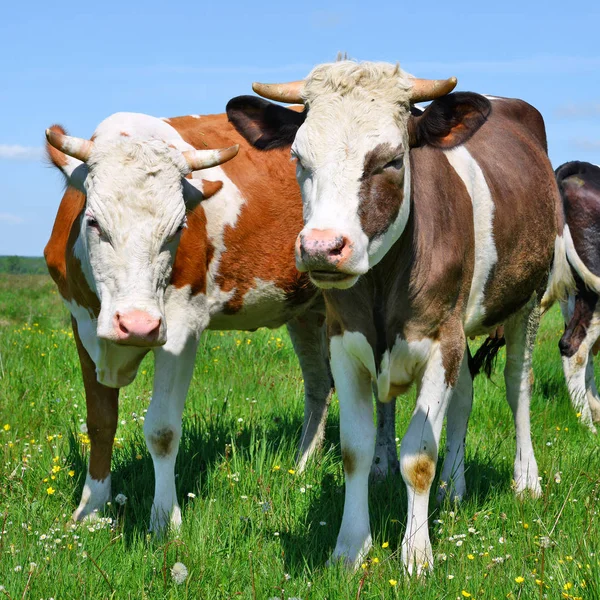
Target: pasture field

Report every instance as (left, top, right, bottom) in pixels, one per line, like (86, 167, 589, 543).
(0, 273, 599, 600)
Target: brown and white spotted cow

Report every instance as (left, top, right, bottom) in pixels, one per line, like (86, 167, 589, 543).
(229, 60, 566, 574)
(555, 161, 600, 432)
(44, 109, 339, 533)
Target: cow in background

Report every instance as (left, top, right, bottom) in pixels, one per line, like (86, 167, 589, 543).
(555, 161, 600, 432)
(230, 60, 567, 573)
(44, 109, 337, 532)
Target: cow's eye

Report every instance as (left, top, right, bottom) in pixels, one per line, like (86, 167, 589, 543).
(383, 156, 404, 171)
(87, 217, 101, 232)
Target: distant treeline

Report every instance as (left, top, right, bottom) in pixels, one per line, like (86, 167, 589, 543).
(0, 256, 48, 275)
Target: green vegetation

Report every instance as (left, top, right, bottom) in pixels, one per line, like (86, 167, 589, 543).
(0, 274, 598, 599)
(0, 256, 48, 276)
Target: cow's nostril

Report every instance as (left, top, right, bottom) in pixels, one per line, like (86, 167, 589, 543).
(329, 236, 346, 257)
(116, 313, 129, 335)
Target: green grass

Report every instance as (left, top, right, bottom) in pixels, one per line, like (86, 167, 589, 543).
(0, 274, 599, 599)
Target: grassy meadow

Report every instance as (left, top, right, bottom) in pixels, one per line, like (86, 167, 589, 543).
(0, 273, 599, 599)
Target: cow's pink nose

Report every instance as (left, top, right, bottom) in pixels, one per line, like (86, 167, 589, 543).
(296, 229, 352, 271)
(115, 311, 161, 343)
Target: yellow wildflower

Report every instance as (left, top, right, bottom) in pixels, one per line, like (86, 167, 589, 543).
(68, 470, 75, 477)
(46, 487, 55, 495)
(272, 465, 280, 471)
(468, 554, 475, 560)
(382, 542, 389, 548)
(515, 576, 525, 583)
(3, 424, 10, 431)
(372, 557, 379, 564)
(389, 579, 397, 586)
(52, 465, 61, 473)
(288, 469, 295, 475)
(462, 591, 471, 598)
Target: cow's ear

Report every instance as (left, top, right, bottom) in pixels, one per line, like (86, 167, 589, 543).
(226, 95, 306, 150)
(408, 92, 491, 149)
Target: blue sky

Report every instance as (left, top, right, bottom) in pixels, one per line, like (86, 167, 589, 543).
(1, 0, 599, 255)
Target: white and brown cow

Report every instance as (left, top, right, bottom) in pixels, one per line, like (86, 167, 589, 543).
(44, 109, 337, 532)
(554, 161, 600, 431)
(230, 60, 566, 573)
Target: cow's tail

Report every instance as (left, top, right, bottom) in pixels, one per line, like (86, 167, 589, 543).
(468, 336, 506, 379)
(540, 163, 580, 312)
(540, 233, 577, 313)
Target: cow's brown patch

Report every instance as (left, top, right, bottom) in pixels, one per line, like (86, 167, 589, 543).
(405, 454, 436, 494)
(200, 179, 223, 199)
(120, 131, 130, 137)
(342, 448, 356, 476)
(358, 143, 405, 240)
(171, 112, 316, 312)
(149, 428, 175, 458)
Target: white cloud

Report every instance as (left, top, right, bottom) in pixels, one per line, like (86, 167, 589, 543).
(0, 144, 42, 161)
(0, 213, 25, 224)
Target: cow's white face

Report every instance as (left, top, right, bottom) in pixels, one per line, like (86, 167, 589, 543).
(80, 139, 190, 346)
(291, 64, 414, 290)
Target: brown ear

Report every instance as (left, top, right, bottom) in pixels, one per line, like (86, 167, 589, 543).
(408, 92, 491, 149)
(200, 180, 223, 199)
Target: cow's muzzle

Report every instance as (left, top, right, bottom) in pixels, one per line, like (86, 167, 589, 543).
(112, 310, 165, 347)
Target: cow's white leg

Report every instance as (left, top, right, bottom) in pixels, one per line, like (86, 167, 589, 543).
(585, 355, 600, 424)
(400, 339, 458, 576)
(286, 310, 334, 472)
(145, 330, 199, 533)
(561, 322, 600, 433)
(329, 334, 376, 568)
(437, 354, 472, 504)
(71, 317, 119, 522)
(371, 397, 399, 480)
(503, 299, 541, 496)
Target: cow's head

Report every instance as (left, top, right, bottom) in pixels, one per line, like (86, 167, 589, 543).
(230, 61, 490, 290)
(46, 122, 238, 346)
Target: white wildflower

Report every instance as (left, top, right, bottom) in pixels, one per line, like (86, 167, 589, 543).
(170, 562, 188, 585)
(554, 472, 562, 484)
(187, 492, 196, 499)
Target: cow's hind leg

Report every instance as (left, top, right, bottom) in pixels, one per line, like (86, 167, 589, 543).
(71, 317, 119, 522)
(559, 291, 600, 432)
(585, 356, 600, 424)
(371, 397, 399, 480)
(287, 310, 334, 472)
(145, 329, 199, 533)
(437, 354, 472, 504)
(503, 298, 541, 496)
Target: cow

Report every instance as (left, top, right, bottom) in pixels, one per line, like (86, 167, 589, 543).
(555, 161, 600, 432)
(228, 59, 568, 574)
(44, 109, 339, 533)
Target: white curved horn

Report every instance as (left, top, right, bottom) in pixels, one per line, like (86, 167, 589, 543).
(45, 128, 94, 162)
(409, 77, 458, 103)
(182, 145, 239, 171)
(252, 81, 305, 104)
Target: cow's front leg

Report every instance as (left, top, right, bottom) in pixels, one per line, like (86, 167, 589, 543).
(71, 317, 119, 522)
(145, 331, 199, 533)
(504, 298, 542, 495)
(584, 356, 600, 424)
(401, 335, 463, 575)
(286, 309, 334, 472)
(437, 354, 472, 504)
(329, 334, 376, 568)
